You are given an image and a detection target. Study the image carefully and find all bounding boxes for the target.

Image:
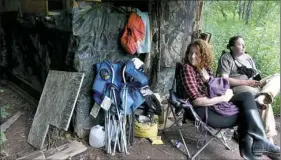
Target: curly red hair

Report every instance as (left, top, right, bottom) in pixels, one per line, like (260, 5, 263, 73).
(184, 39, 213, 71)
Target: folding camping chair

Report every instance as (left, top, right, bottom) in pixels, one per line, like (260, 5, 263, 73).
(163, 62, 234, 160)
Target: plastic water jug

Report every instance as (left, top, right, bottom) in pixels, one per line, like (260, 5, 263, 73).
(89, 125, 105, 148)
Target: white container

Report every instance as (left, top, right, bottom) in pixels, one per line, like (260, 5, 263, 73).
(89, 125, 105, 148)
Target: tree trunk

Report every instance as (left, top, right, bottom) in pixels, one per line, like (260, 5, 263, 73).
(149, 0, 197, 96)
(245, 0, 253, 25)
(241, 0, 247, 20)
(238, 0, 242, 19)
(234, 0, 239, 19)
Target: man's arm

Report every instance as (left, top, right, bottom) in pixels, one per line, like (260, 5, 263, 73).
(216, 53, 232, 78)
(222, 74, 258, 87)
(217, 53, 258, 87)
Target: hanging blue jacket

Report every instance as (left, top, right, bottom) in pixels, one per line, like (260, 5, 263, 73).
(92, 60, 149, 115)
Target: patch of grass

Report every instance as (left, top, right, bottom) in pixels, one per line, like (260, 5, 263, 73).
(273, 96, 280, 116)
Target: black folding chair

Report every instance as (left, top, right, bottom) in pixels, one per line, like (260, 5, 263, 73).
(163, 62, 235, 160)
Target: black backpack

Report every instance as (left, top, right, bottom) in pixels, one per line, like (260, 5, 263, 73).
(143, 94, 162, 119)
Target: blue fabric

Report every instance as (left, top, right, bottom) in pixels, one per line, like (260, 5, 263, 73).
(125, 61, 149, 87)
(92, 60, 123, 105)
(92, 60, 146, 115)
(119, 84, 144, 115)
(135, 9, 151, 54)
(128, 86, 145, 113)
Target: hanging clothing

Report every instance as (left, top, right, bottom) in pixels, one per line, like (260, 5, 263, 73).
(135, 9, 151, 54)
(121, 12, 145, 55)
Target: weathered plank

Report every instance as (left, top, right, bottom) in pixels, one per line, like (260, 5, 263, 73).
(44, 141, 87, 159)
(27, 71, 84, 149)
(0, 111, 23, 132)
(17, 151, 45, 160)
(16, 141, 87, 160)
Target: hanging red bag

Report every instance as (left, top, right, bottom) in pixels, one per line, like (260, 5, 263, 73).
(121, 12, 145, 55)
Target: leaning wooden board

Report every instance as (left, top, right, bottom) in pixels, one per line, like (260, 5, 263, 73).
(27, 71, 84, 149)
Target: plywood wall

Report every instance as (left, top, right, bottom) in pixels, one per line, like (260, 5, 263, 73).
(0, 0, 21, 12)
(0, 0, 72, 15)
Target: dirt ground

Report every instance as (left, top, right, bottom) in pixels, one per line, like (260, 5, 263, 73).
(0, 84, 280, 160)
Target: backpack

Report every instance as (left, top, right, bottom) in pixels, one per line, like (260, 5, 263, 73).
(143, 94, 162, 119)
(121, 12, 145, 55)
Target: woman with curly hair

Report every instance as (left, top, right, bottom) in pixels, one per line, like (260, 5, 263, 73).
(179, 39, 280, 159)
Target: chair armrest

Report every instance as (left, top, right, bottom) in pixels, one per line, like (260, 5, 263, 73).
(169, 90, 181, 107)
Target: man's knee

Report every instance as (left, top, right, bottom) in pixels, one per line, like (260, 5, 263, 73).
(239, 92, 255, 100)
(232, 86, 259, 96)
(263, 73, 280, 82)
(261, 73, 280, 89)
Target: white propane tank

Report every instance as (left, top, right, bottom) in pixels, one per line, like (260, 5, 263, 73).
(89, 125, 105, 148)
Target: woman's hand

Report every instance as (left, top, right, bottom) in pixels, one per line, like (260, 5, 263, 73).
(221, 89, 234, 102)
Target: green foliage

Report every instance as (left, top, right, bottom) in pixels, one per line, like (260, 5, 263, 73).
(0, 104, 9, 145)
(202, 1, 280, 115)
(0, 132, 6, 145)
(1, 105, 9, 119)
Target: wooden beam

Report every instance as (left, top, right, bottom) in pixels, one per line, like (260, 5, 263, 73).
(62, 0, 72, 9)
(0, 111, 23, 132)
(20, 0, 48, 15)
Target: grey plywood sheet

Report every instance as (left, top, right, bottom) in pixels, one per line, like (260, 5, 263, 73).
(27, 71, 84, 149)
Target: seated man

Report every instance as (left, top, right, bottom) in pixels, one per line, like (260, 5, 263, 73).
(216, 35, 280, 143)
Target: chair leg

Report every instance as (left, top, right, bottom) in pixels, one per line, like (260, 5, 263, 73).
(164, 102, 182, 130)
(169, 103, 191, 158)
(164, 102, 232, 159)
(191, 130, 231, 160)
(217, 131, 232, 150)
(163, 101, 171, 130)
(191, 137, 215, 160)
(212, 129, 231, 150)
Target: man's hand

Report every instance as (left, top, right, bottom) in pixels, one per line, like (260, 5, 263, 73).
(254, 81, 261, 87)
(244, 79, 260, 87)
(221, 89, 234, 102)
